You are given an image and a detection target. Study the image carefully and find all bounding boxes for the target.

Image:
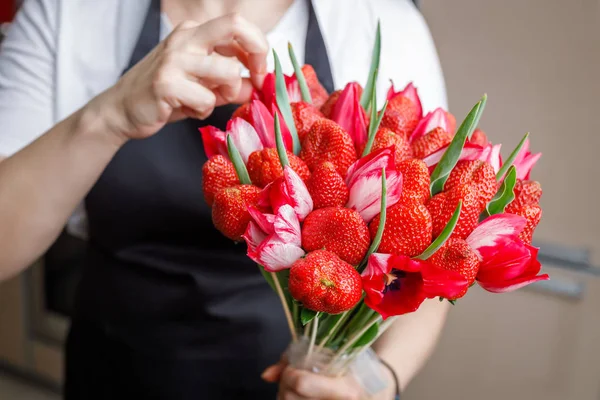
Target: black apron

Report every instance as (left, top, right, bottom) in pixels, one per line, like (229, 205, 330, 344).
(63, 1, 333, 399)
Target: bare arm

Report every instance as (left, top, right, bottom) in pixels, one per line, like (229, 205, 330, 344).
(0, 8, 268, 281)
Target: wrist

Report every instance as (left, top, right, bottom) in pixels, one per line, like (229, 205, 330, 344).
(78, 87, 130, 149)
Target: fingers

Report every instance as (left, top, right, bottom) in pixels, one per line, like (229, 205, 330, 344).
(280, 368, 361, 400)
(262, 362, 286, 383)
(153, 77, 216, 120)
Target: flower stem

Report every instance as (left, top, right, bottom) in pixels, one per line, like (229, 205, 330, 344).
(326, 314, 382, 372)
(271, 272, 297, 342)
(317, 311, 351, 350)
(307, 314, 319, 358)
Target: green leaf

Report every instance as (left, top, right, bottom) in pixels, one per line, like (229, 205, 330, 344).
(226, 134, 251, 184)
(274, 113, 290, 168)
(430, 95, 488, 195)
(360, 21, 381, 110)
(258, 265, 276, 292)
(361, 168, 387, 270)
(448, 299, 457, 305)
(496, 132, 529, 181)
(415, 201, 462, 260)
(362, 93, 389, 157)
(288, 43, 311, 103)
(274, 50, 301, 155)
(486, 166, 517, 215)
(301, 308, 319, 326)
(352, 322, 379, 348)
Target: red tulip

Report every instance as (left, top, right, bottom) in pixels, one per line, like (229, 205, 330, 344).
(258, 167, 313, 221)
(409, 108, 454, 143)
(512, 138, 541, 180)
(330, 82, 369, 149)
(387, 81, 423, 120)
(199, 118, 263, 163)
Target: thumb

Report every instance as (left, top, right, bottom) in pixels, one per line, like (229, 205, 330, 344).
(261, 361, 286, 383)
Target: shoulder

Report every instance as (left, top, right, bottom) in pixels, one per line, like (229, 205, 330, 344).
(314, 0, 447, 111)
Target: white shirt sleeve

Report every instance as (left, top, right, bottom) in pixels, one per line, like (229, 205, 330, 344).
(0, 0, 57, 157)
(376, 0, 448, 112)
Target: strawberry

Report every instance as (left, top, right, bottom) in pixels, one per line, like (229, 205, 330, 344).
(470, 128, 489, 147)
(429, 237, 480, 298)
(212, 185, 262, 241)
(506, 180, 542, 214)
(231, 103, 252, 123)
(385, 95, 420, 137)
(427, 183, 481, 239)
(306, 162, 349, 209)
(357, 127, 413, 162)
(411, 127, 453, 159)
(300, 119, 357, 177)
(380, 109, 416, 141)
(397, 158, 430, 204)
(288, 250, 363, 314)
(291, 101, 324, 142)
(246, 148, 310, 188)
(302, 207, 370, 265)
(319, 90, 342, 118)
(512, 204, 542, 244)
(445, 160, 497, 209)
(202, 155, 240, 207)
(301, 65, 330, 108)
(370, 200, 432, 257)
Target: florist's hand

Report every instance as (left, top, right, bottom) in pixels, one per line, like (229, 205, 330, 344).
(262, 362, 396, 400)
(91, 13, 268, 142)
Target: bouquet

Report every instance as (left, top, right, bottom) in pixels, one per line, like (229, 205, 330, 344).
(199, 26, 548, 396)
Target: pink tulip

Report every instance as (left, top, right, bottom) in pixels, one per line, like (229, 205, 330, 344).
(386, 81, 423, 119)
(409, 108, 453, 143)
(259, 167, 313, 221)
(361, 253, 468, 319)
(512, 138, 541, 180)
(423, 142, 502, 174)
(254, 72, 301, 110)
(330, 82, 368, 148)
(199, 118, 263, 163)
(466, 214, 549, 293)
(244, 204, 305, 272)
(247, 100, 293, 151)
(345, 148, 403, 223)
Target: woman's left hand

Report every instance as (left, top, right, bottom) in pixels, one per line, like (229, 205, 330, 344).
(262, 362, 396, 400)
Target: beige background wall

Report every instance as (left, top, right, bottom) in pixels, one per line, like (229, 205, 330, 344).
(422, 0, 599, 262)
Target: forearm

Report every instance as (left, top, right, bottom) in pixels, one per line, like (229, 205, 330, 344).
(0, 94, 126, 280)
(373, 300, 450, 392)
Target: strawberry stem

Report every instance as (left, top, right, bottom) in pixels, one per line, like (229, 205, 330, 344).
(430, 95, 487, 196)
(415, 201, 462, 260)
(327, 313, 382, 372)
(486, 165, 517, 215)
(305, 314, 319, 363)
(496, 132, 530, 181)
(288, 42, 312, 103)
(274, 50, 301, 155)
(274, 113, 290, 168)
(271, 271, 298, 342)
(360, 20, 381, 111)
(226, 134, 252, 185)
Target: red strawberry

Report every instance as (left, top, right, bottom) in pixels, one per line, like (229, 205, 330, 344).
(302, 207, 370, 265)
(411, 127, 453, 159)
(300, 119, 357, 177)
(429, 237, 480, 298)
(506, 180, 542, 214)
(384, 95, 420, 138)
(212, 185, 262, 241)
(512, 204, 542, 244)
(291, 101, 324, 142)
(445, 160, 497, 209)
(357, 127, 413, 162)
(320, 90, 342, 118)
(470, 128, 489, 147)
(380, 109, 416, 141)
(301, 65, 329, 108)
(427, 183, 481, 239)
(397, 158, 430, 204)
(231, 103, 252, 123)
(202, 155, 240, 207)
(246, 148, 310, 188)
(306, 162, 349, 209)
(289, 250, 363, 314)
(370, 200, 432, 257)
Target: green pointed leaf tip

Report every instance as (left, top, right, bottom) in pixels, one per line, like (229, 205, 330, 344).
(288, 42, 311, 103)
(352, 322, 379, 348)
(415, 201, 462, 260)
(273, 50, 301, 155)
(430, 95, 488, 195)
(301, 308, 318, 326)
(496, 132, 530, 181)
(274, 113, 290, 168)
(360, 20, 381, 110)
(362, 86, 379, 157)
(487, 166, 517, 215)
(226, 134, 252, 185)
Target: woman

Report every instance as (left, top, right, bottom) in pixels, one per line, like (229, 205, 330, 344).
(0, 0, 449, 398)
